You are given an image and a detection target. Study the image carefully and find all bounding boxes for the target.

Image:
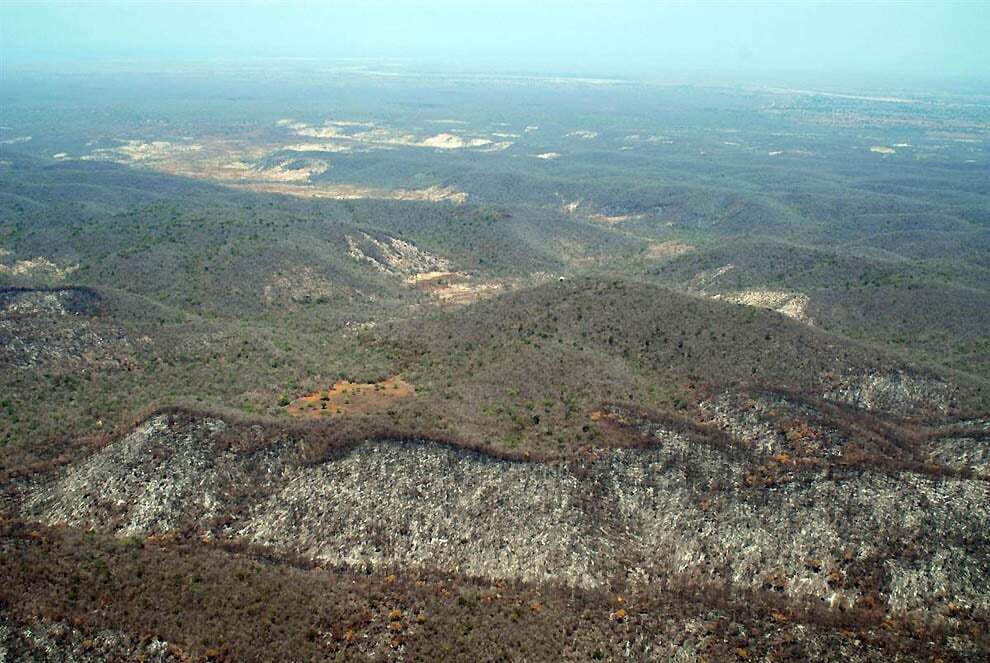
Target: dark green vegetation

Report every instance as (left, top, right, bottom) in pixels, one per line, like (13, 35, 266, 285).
(1, 72, 989, 660)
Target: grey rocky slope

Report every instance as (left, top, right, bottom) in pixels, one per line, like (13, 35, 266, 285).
(18, 411, 990, 618)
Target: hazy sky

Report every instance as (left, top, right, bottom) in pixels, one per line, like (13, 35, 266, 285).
(2, 1, 988, 83)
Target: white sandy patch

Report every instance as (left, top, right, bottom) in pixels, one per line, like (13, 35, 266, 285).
(588, 213, 645, 224)
(404, 270, 458, 285)
(255, 157, 329, 183)
(0, 253, 79, 280)
(392, 185, 468, 204)
(84, 131, 473, 201)
(295, 126, 347, 139)
(0, 136, 31, 145)
(276, 119, 309, 130)
(869, 146, 896, 154)
(232, 182, 467, 204)
(281, 142, 353, 153)
(404, 270, 515, 307)
(52, 153, 69, 159)
(533, 152, 561, 160)
(689, 263, 736, 290)
(566, 130, 598, 139)
(524, 126, 539, 132)
(712, 289, 813, 325)
(768, 151, 784, 156)
(286, 120, 498, 151)
(96, 140, 204, 163)
(325, 120, 376, 127)
(346, 232, 451, 277)
(418, 133, 493, 149)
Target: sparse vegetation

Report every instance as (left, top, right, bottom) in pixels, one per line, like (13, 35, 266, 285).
(1, 68, 989, 660)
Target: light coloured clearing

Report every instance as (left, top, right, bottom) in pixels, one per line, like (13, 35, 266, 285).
(566, 130, 598, 139)
(0, 136, 31, 145)
(295, 126, 346, 139)
(712, 290, 813, 325)
(560, 200, 581, 214)
(287, 376, 415, 418)
(405, 271, 509, 307)
(347, 232, 451, 277)
(0, 254, 78, 280)
(893, 143, 913, 148)
(276, 119, 310, 131)
(281, 142, 353, 153)
(233, 182, 467, 204)
(646, 241, 694, 260)
(533, 152, 561, 160)
(768, 151, 784, 156)
(288, 121, 501, 151)
(688, 263, 736, 290)
(85, 134, 470, 202)
(524, 125, 539, 132)
(390, 185, 468, 204)
(869, 146, 896, 154)
(52, 152, 69, 159)
(113, 140, 204, 161)
(588, 213, 645, 224)
(404, 270, 457, 285)
(428, 119, 469, 125)
(491, 132, 520, 139)
(418, 133, 493, 149)
(254, 157, 329, 183)
(327, 120, 377, 127)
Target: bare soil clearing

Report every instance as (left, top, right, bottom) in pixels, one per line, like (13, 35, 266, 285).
(405, 271, 509, 307)
(287, 376, 415, 418)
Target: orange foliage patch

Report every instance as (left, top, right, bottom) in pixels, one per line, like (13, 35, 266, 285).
(286, 376, 415, 418)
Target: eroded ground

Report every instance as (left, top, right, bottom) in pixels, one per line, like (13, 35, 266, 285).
(286, 376, 415, 418)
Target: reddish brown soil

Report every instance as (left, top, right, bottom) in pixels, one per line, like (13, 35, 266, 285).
(287, 376, 415, 418)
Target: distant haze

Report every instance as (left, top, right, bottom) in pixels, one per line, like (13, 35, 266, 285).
(2, 0, 989, 86)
